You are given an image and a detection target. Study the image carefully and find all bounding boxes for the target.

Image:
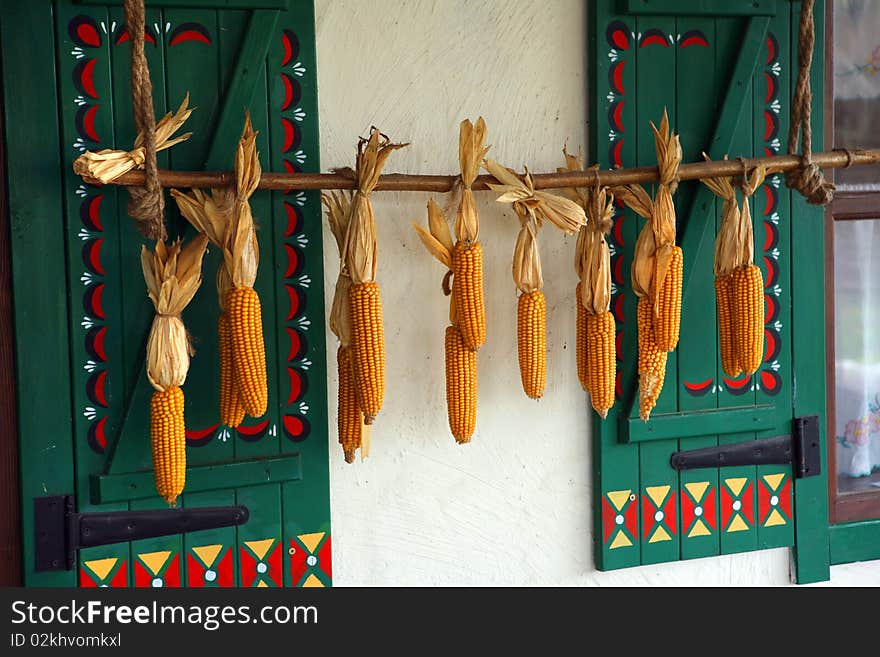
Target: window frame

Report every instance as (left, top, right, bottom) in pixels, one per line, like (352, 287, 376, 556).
(824, 0, 880, 524)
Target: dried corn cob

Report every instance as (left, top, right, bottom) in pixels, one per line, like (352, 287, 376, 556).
(345, 129, 407, 426)
(638, 297, 667, 421)
(228, 286, 267, 416)
(733, 264, 765, 375)
(151, 386, 186, 505)
(654, 245, 682, 352)
(445, 325, 477, 443)
(587, 311, 616, 418)
(337, 345, 361, 462)
(452, 241, 485, 349)
(518, 290, 547, 400)
(715, 273, 742, 377)
(575, 281, 589, 393)
(218, 312, 245, 428)
(349, 281, 385, 423)
(486, 158, 586, 401)
(141, 234, 209, 505)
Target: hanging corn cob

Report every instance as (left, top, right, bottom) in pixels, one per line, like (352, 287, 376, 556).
(323, 190, 368, 462)
(485, 160, 587, 400)
(223, 114, 267, 418)
(344, 128, 408, 425)
(613, 109, 682, 421)
(141, 233, 209, 505)
(559, 150, 617, 417)
(412, 119, 489, 443)
(413, 198, 476, 443)
(171, 187, 248, 429)
(700, 163, 742, 377)
(703, 159, 767, 376)
(74, 94, 193, 185)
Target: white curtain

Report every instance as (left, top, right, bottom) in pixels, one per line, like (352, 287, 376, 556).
(835, 220, 880, 479)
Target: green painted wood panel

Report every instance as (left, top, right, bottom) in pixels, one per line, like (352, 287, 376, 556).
(5, 0, 329, 587)
(624, 0, 778, 16)
(1, 0, 77, 587)
(591, 0, 820, 577)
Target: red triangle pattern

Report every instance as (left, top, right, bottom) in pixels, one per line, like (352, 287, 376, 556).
(704, 487, 717, 530)
(720, 486, 733, 529)
(779, 479, 792, 519)
(740, 482, 754, 525)
(642, 494, 656, 539)
(601, 497, 616, 544)
(624, 496, 638, 539)
(681, 487, 695, 530)
(758, 478, 771, 523)
(317, 535, 332, 581)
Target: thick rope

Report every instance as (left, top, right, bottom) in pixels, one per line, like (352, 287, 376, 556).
(785, 0, 835, 205)
(123, 0, 166, 240)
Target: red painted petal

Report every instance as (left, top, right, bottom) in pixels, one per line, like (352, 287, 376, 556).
(704, 487, 716, 530)
(624, 496, 638, 539)
(779, 479, 792, 518)
(80, 58, 98, 99)
(317, 536, 332, 581)
(758, 477, 771, 523)
(290, 538, 308, 584)
(642, 494, 655, 539)
(284, 243, 300, 278)
(187, 554, 205, 588)
(740, 482, 754, 525)
(681, 487, 695, 529)
(721, 486, 733, 529)
(237, 418, 270, 437)
(663, 492, 677, 534)
(287, 367, 303, 404)
(185, 424, 218, 441)
(110, 561, 127, 587)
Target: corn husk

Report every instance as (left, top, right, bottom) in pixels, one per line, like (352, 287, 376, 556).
(485, 158, 587, 294)
(737, 164, 766, 266)
(141, 233, 210, 391)
(455, 117, 490, 244)
(344, 129, 408, 285)
(323, 191, 355, 346)
(225, 114, 261, 290)
(74, 94, 194, 184)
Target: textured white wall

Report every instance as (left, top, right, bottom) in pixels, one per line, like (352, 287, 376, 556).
(313, 0, 880, 586)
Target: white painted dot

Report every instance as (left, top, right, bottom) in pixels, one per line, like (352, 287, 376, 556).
(256, 562, 268, 574)
(615, 514, 624, 525)
(306, 555, 317, 567)
(770, 495, 779, 507)
(151, 578, 163, 588)
(99, 584, 109, 588)
(654, 510, 664, 523)
(694, 506, 703, 517)
(732, 500, 742, 512)
(204, 569, 216, 583)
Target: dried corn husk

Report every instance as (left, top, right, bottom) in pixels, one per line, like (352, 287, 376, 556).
(141, 233, 209, 391)
(737, 164, 766, 266)
(324, 191, 356, 346)
(74, 94, 194, 184)
(344, 129, 408, 284)
(455, 117, 490, 244)
(226, 113, 261, 290)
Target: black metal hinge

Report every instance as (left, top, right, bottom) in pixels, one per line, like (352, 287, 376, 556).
(670, 415, 821, 478)
(34, 495, 249, 572)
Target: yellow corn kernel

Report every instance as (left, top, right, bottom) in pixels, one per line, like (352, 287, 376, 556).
(517, 290, 546, 400)
(218, 312, 245, 428)
(445, 325, 477, 443)
(715, 273, 742, 377)
(452, 241, 486, 350)
(227, 286, 268, 418)
(349, 281, 385, 424)
(733, 264, 765, 375)
(587, 310, 616, 419)
(638, 297, 667, 421)
(337, 345, 362, 463)
(654, 246, 682, 352)
(576, 282, 589, 393)
(150, 386, 186, 506)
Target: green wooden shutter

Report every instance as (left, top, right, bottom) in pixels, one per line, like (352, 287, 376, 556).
(590, 0, 829, 581)
(2, 0, 331, 587)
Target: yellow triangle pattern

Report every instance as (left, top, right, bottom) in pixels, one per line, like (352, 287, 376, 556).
(725, 477, 748, 497)
(684, 481, 709, 502)
(764, 509, 786, 527)
(192, 544, 223, 568)
(84, 557, 118, 582)
(727, 515, 749, 533)
(646, 485, 670, 508)
(649, 525, 672, 543)
(688, 519, 711, 538)
(302, 574, 324, 588)
(763, 473, 785, 491)
(607, 490, 632, 512)
(609, 531, 633, 549)
(245, 538, 275, 560)
(298, 532, 325, 554)
(138, 551, 171, 577)
(256, 581, 269, 588)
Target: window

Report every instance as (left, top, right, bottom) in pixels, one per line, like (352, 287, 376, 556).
(827, 0, 880, 523)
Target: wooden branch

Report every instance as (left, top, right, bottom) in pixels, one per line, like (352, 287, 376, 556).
(91, 148, 880, 192)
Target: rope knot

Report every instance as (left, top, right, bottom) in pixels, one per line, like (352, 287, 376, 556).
(784, 159, 835, 206)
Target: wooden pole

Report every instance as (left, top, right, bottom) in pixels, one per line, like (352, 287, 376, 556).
(92, 147, 880, 192)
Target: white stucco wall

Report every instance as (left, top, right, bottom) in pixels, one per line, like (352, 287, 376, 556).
(313, 0, 880, 586)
